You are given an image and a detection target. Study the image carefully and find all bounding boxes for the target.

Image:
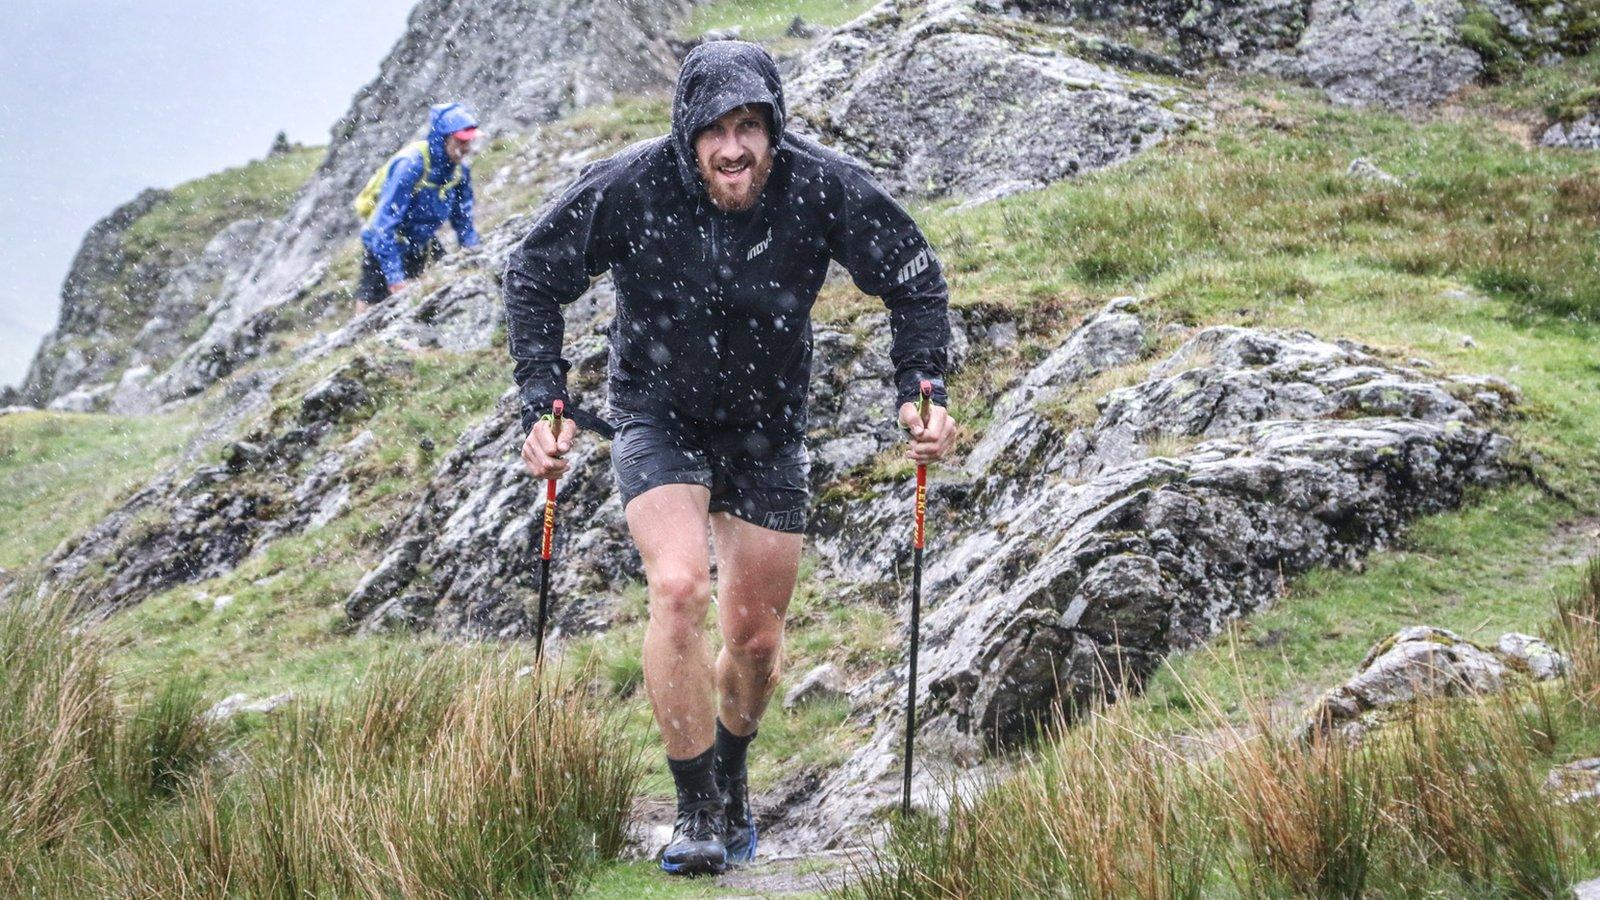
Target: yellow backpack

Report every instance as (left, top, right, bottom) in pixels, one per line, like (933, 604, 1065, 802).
(353, 141, 463, 222)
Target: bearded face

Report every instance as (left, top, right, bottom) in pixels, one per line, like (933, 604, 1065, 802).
(694, 104, 774, 213)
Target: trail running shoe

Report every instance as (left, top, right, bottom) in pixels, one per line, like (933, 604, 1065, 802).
(719, 766, 758, 864)
(660, 799, 727, 876)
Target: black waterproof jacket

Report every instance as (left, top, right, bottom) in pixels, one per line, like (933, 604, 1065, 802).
(503, 41, 951, 438)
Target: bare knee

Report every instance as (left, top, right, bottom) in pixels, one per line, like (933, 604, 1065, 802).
(649, 569, 711, 643)
(725, 627, 783, 675)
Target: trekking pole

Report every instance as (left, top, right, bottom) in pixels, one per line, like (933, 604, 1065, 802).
(902, 380, 933, 816)
(535, 399, 564, 663)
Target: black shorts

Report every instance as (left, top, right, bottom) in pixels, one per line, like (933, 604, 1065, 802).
(610, 409, 810, 534)
(357, 238, 444, 304)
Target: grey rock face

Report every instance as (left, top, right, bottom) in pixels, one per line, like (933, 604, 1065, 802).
(1025, 0, 1311, 63)
(20, 188, 171, 405)
(1263, 0, 1482, 108)
(769, 302, 1515, 848)
(1542, 114, 1600, 150)
(1041, 0, 1579, 109)
(1302, 625, 1570, 742)
(789, 0, 1193, 201)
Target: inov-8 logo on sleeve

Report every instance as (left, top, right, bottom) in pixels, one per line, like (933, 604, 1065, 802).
(897, 248, 931, 284)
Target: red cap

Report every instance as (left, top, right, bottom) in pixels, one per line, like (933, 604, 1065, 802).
(451, 127, 479, 142)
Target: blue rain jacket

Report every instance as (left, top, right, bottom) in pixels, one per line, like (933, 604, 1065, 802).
(361, 103, 481, 284)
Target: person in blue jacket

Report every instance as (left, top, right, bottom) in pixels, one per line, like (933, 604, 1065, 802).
(356, 102, 482, 312)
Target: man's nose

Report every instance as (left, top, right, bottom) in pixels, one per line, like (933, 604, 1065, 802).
(710, 134, 741, 159)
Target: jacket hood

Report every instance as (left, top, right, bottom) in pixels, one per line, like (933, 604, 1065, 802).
(426, 102, 477, 180)
(671, 41, 786, 197)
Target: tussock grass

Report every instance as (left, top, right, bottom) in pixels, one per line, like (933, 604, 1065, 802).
(849, 563, 1600, 899)
(1555, 557, 1600, 710)
(1, 594, 643, 897)
(0, 597, 213, 889)
(113, 658, 641, 899)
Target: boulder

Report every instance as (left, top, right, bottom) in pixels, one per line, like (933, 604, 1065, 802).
(1259, 0, 1482, 108)
(788, 0, 1193, 201)
(1302, 626, 1571, 741)
(1347, 157, 1404, 186)
(1497, 632, 1569, 680)
(205, 691, 295, 723)
(46, 383, 114, 413)
(1542, 114, 1600, 151)
(768, 302, 1517, 847)
(1547, 758, 1600, 804)
(784, 663, 849, 709)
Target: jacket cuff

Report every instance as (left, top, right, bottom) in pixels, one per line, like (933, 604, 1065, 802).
(519, 394, 616, 440)
(896, 373, 948, 410)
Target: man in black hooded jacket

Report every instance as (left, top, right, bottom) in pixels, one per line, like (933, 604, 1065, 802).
(504, 41, 957, 875)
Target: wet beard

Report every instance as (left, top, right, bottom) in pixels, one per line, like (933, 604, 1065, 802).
(701, 151, 773, 213)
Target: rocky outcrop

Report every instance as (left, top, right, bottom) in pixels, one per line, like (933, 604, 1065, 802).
(1543, 113, 1600, 150)
(1300, 626, 1569, 742)
(789, 0, 1195, 201)
(1018, 0, 1311, 63)
(150, 0, 700, 404)
(1260, 0, 1483, 108)
(35, 359, 386, 618)
(1034, 0, 1590, 108)
(20, 189, 171, 405)
(761, 302, 1517, 847)
(22, 112, 663, 626)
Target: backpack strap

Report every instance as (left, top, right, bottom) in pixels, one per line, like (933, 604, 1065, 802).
(411, 141, 463, 202)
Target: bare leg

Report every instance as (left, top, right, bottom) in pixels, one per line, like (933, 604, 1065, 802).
(628, 484, 716, 759)
(711, 513, 803, 736)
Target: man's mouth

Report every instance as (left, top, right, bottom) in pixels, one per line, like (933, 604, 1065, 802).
(715, 159, 751, 179)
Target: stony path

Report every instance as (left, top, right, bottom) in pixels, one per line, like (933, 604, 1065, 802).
(712, 848, 869, 897)
(627, 797, 867, 897)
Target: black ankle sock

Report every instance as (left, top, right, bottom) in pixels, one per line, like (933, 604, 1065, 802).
(714, 719, 756, 783)
(668, 744, 719, 808)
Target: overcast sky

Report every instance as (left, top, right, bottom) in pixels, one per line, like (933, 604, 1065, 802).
(0, 0, 418, 390)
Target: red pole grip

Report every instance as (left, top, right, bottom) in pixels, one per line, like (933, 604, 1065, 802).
(541, 400, 564, 561)
(914, 380, 932, 550)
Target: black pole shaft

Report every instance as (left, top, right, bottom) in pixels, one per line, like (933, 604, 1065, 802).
(902, 545, 923, 815)
(536, 557, 551, 661)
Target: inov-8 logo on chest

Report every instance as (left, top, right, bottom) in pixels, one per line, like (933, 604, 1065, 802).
(746, 227, 772, 261)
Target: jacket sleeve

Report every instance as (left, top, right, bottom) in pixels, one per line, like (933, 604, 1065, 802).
(502, 166, 614, 436)
(827, 167, 952, 409)
(450, 167, 480, 248)
(360, 153, 423, 285)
